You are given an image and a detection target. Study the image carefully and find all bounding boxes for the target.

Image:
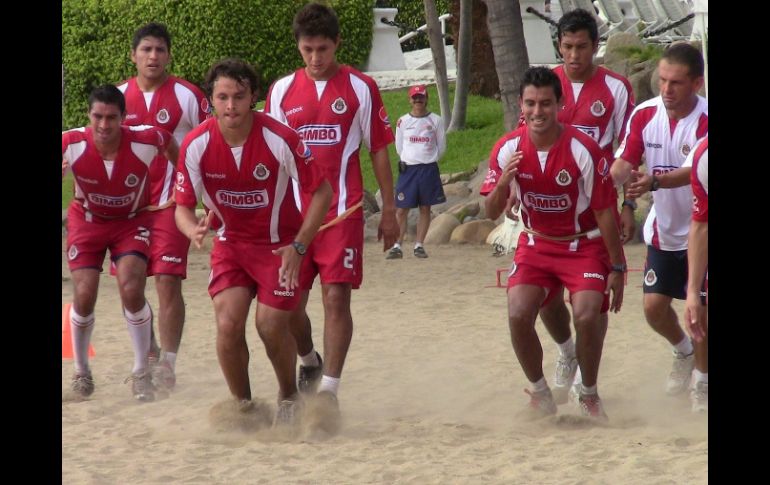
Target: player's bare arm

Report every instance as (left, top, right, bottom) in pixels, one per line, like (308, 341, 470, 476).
(594, 206, 625, 313)
(174, 205, 210, 250)
(610, 157, 634, 187)
(627, 166, 692, 199)
(684, 218, 708, 343)
(371, 147, 399, 250)
(619, 180, 636, 244)
(273, 179, 332, 290)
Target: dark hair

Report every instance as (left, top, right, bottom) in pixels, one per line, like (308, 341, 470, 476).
(88, 84, 125, 114)
(519, 66, 562, 101)
(293, 3, 340, 41)
(557, 8, 598, 43)
(203, 59, 260, 108)
(661, 42, 704, 79)
(131, 22, 171, 51)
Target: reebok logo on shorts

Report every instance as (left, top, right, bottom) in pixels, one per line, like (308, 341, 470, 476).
(583, 272, 605, 281)
(273, 289, 295, 297)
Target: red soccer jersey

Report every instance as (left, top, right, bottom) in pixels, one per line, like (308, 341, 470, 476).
(480, 125, 615, 250)
(62, 125, 171, 219)
(118, 76, 209, 206)
(554, 65, 635, 161)
(175, 112, 326, 244)
(265, 65, 394, 223)
(688, 136, 708, 223)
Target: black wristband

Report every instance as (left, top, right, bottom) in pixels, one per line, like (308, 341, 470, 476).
(622, 199, 637, 211)
(611, 263, 627, 273)
(650, 174, 660, 192)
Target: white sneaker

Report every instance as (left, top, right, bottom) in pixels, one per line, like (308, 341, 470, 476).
(524, 387, 557, 417)
(666, 350, 695, 395)
(552, 355, 578, 404)
(690, 381, 708, 413)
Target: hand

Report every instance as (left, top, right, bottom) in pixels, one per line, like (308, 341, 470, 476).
(499, 152, 522, 187)
(605, 271, 624, 313)
(272, 245, 303, 290)
(504, 193, 520, 220)
(378, 207, 399, 251)
(62, 159, 69, 179)
(619, 206, 636, 244)
(684, 291, 707, 343)
(189, 212, 212, 249)
(627, 170, 653, 199)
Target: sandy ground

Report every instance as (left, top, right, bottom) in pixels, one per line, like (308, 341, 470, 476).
(62, 238, 707, 484)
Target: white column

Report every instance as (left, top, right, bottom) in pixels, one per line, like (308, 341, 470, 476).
(520, 0, 559, 64)
(691, 0, 707, 97)
(365, 8, 407, 72)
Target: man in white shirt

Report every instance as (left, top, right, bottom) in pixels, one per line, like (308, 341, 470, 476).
(386, 85, 447, 259)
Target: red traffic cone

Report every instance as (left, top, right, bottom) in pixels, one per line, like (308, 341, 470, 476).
(62, 303, 95, 359)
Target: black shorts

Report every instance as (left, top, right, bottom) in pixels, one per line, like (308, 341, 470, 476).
(395, 162, 446, 208)
(642, 245, 698, 300)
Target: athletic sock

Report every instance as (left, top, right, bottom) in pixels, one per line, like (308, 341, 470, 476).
(673, 336, 694, 356)
(530, 376, 548, 393)
(161, 350, 177, 371)
(124, 301, 153, 374)
(70, 306, 95, 375)
(692, 369, 708, 384)
(300, 349, 320, 367)
(318, 375, 340, 395)
(581, 384, 598, 395)
(556, 337, 575, 358)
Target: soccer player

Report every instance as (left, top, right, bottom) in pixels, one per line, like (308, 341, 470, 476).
(63, 84, 178, 402)
(264, 2, 398, 432)
(610, 42, 708, 405)
(482, 67, 625, 420)
(174, 59, 332, 426)
(116, 22, 210, 390)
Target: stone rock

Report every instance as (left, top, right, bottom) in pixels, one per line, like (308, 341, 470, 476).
(442, 181, 471, 198)
(449, 219, 497, 244)
(629, 61, 656, 104)
(603, 33, 644, 66)
(446, 200, 480, 220)
(364, 212, 381, 241)
(424, 213, 461, 244)
(362, 189, 379, 215)
(467, 159, 490, 196)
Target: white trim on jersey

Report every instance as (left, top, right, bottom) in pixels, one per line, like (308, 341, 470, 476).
(570, 138, 596, 251)
(602, 74, 630, 150)
(129, 142, 160, 167)
(173, 82, 204, 146)
(183, 131, 210, 202)
(263, 127, 295, 244)
(267, 73, 296, 123)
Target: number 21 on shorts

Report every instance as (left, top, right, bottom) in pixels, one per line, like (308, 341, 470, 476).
(343, 248, 355, 269)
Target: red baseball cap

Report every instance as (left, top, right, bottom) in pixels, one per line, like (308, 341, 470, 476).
(408, 85, 427, 98)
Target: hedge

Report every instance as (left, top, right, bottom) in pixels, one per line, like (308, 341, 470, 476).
(377, 0, 451, 52)
(62, 0, 373, 129)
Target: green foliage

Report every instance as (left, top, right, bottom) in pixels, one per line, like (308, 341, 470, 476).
(615, 44, 665, 64)
(62, 0, 373, 129)
(383, 0, 451, 51)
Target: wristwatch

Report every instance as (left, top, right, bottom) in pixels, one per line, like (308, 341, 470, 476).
(622, 199, 637, 211)
(292, 241, 307, 255)
(611, 263, 627, 273)
(650, 174, 660, 192)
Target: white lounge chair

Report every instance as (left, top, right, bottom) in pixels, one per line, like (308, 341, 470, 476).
(595, 0, 639, 35)
(653, 0, 694, 37)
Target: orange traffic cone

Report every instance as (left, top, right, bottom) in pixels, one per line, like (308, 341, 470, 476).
(62, 303, 95, 359)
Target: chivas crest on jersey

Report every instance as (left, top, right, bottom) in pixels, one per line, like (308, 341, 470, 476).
(331, 97, 347, 114)
(590, 100, 606, 117)
(556, 169, 572, 186)
(253, 163, 270, 181)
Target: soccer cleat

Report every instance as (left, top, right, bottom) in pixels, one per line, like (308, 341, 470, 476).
(125, 371, 156, 402)
(666, 350, 695, 395)
(690, 381, 708, 413)
(298, 352, 323, 394)
(152, 359, 176, 391)
(552, 355, 578, 404)
(71, 372, 95, 397)
(578, 393, 608, 421)
(385, 247, 403, 259)
(524, 387, 557, 417)
(413, 246, 428, 258)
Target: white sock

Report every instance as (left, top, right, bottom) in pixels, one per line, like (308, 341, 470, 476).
(572, 367, 583, 388)
(414, 242, 423, 249)
(693, 369, 708, 384)
(556, 337, 575, 358)
(318, 375, 340, 395)
(124, 302, 153, 374)
(393, 242, 402, 250)
(673, 336, 694, 356)
(70, 307, 95, 375)
(530, 376, 548, 393)
(581, 383, 597, 395)
(161, 350, 177, 371)
(300, 350, 320, 367)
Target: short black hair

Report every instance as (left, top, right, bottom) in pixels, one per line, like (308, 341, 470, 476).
(132, 22, 171, 51)
(203, 59, 261, 109)
(519, 66, 562, 101)
(661, 42, 704, 79)
(557, 8, 598, 43)
(88, 84, 125, 114)
(293, 3, 340, 41)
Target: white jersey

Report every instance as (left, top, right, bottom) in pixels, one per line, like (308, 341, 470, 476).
(395, 112, 446, 165)
(616, 95, 708, 251)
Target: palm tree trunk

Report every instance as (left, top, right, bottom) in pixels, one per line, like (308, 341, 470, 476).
(424, 0, 452, 129)
(447, 0, 472, 132)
